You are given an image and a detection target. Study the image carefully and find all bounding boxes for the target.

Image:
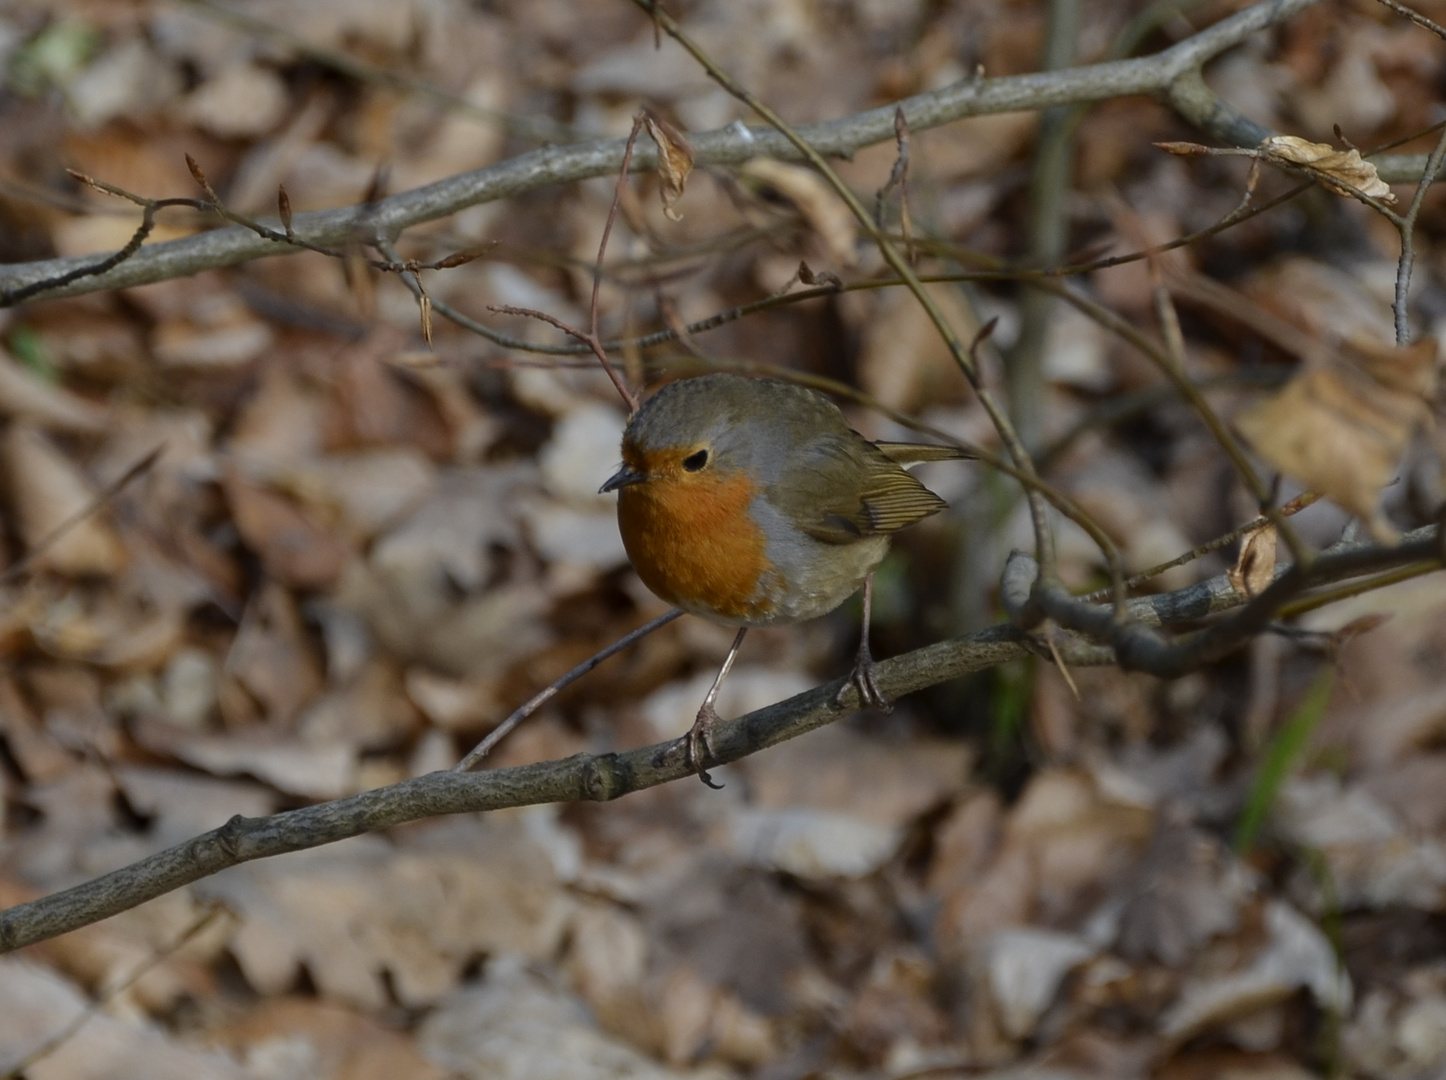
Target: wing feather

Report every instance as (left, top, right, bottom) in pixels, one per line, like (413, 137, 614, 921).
(770, 433, 953, 544)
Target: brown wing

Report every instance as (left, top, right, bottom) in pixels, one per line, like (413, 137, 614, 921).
(771, 433, 950, 544)
(874, 441, 975, 465)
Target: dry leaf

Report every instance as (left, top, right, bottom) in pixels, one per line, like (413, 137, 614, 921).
(741, 158, 858, 267)
(1, 423, 126, 576)
(1228, 524, 1278, 598)
(420, 958, 695, 1080)
(134, 721, 354, 799)
(855, 278, 978, 410)
(979, 928, 1096, 1040)
(1259, 135, 1396, 203)
(30, 586, 185, 669)
(1160, 901, 1351, 1048)
(223, 471, 350, 590)
(0, 347, 108, 433)
(1236, 337, 1437, 541)
(0, 957, 248, 1080)
(215, 997, 447, 1080)
(207, 817, 571, 1010)
(643, 112, 693, 222)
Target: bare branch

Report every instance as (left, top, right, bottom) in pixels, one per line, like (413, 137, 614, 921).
(0, 0, 1325, 305)
(1392, 122, 1446, 342)
(0, 521, 1437, 953)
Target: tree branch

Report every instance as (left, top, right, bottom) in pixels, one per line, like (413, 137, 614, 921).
(2, 519, 1438, 953)
(0, 0, 1325, 305)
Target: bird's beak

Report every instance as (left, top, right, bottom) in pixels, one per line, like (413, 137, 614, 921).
(600, 464, 646, 493)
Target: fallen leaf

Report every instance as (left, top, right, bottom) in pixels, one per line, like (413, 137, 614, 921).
(745, 722, 972, 825)
(1236, 337, 1437, 540)
(0, 347, 108, 433)
(223, 471, 350, 590)
(207, 818, 573, 1010)
(979, 928, 1097, 1040)
(2, 423, 126, 576)
(0, 958, 248, 1080)
(854, 278, 977, 410)
(419, 957, 697, 1080)
(224, 582, 325, 725)
(182, 62, 289, 139)
(133, 718, 355, 799)
(30, 584, 185, 670)
(728, 807, 902, 880)
(214, 997, 447, 1080)
(1160, 901, 1351, 1048)
(1115, 817, 1248, 966)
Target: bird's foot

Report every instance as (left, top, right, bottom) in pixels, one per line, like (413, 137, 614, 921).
(685, 702, 725, 789)
(837, 642, 893, 713)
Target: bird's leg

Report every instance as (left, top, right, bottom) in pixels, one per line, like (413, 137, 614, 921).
(688, 627, 747, 788)
(838, 574, 892, 712)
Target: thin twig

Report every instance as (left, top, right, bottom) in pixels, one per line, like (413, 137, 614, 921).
(629, 0, 1067, 590)
(1010, 0, 1083, 453)
(0, 446, 164, 587)
(589, 116, 648, 412)
(455, 608, 683, 771)
(1077, 493, 1320, 602)
(4, 523, 1441, 953)
(1391, 121, 1446, 343)
(1375, 0, 1446, 39)
(2, 904, 227, 1079)
(0, 0, 1328, 305)
(874, 107, 914, 261)
(1146, 264, 1312, 565)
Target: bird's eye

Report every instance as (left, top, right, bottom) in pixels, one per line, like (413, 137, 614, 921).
(682, 449, 709, 472)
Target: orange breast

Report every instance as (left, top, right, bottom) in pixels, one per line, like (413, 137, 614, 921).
(617, 470, 777, 624)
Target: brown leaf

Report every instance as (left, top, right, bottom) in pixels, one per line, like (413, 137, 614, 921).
(0, 347, 109, 433)
(643, 111, 694, 222)
(213, 998, 446, 1080)
(1236, 338, 1438, 541)
(223, 472, 350, 590)
(1228, 524, 1277, 598)
(0, 956, 248, 1080)
(208, 817, 570, 1009)
(1, 423, 126, 576)
(1259, 134, 1396, 203)
(1154, 140, 1211, 157)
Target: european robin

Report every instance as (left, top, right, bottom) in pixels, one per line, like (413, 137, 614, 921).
(600, 373, 967, 784)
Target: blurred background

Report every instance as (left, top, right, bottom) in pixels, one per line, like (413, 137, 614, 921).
(1, 0, 1446, 1076)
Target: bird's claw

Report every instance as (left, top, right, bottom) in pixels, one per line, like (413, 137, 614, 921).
(837, 645, 893, 713)
(685, 703, 725, 788)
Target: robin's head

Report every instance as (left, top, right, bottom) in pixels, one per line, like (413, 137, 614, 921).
(600, 375, 784, 624)
(599, 374, 766, 495)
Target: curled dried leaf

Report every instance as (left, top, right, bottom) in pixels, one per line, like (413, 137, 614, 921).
(643, 111, 693, 223)
(1259, 135, 1396, 203)
(1228, 524, 1277, 598)
(797, 261, 842, 289)
(1154, 141, 1211, 157)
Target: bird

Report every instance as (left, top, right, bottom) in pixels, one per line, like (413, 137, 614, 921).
(600, 372, 967, 785)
